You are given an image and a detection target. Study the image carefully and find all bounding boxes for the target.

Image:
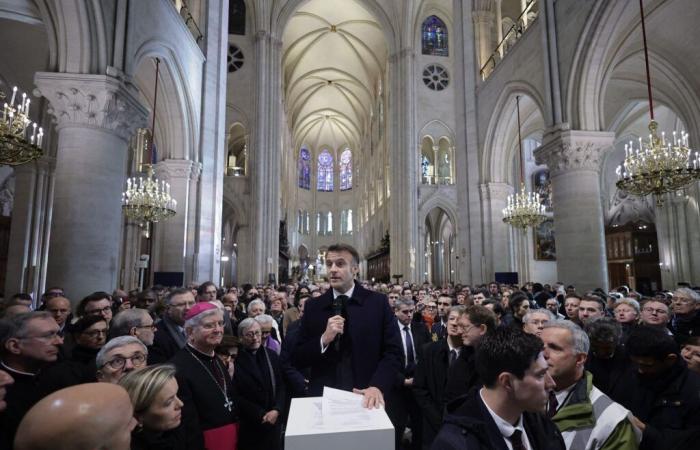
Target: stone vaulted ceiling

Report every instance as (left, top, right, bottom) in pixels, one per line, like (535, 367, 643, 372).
(282, 0, 387, 153)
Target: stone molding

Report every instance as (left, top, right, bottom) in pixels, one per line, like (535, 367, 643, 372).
(534, 129, 615, 175)
(34, 72, 148, 141)
(479, 182, 513, 201)
(155, 159, 199, 180)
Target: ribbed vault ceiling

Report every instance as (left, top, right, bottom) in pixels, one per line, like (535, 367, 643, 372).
(282, 0, 387, 152)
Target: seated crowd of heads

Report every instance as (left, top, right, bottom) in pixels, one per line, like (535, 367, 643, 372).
(0, 278, 698, 450)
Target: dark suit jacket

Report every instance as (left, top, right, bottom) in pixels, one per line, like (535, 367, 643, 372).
(413, 339, 451, 443)
(430, 319, 447, 341)
(395, 321, 432, 385)
(292, 281, 403, 396)
(149, 314, 187, 364)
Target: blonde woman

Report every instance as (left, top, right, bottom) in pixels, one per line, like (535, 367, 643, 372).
(119, 364, 189, 450)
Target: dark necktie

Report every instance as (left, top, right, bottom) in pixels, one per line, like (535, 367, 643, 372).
(547, 390, 559, 418)
(403, 326, 415, 367)
(449, 349, 457, 366)
(509, 429, 526, 450)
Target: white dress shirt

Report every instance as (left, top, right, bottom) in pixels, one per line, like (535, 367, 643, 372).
(480, 388, 533, 450)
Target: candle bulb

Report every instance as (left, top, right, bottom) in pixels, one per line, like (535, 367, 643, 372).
(10, 87, 17, 106)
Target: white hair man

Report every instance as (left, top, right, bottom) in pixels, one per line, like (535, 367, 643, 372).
(170, 302, 238, 448)
(670, 287, 700, 344)
(95, 336, 148, 384)
(523, 309, 555, 337)
(541, 320, 640, 449)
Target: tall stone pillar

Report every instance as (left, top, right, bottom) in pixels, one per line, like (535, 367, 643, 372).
(35, 72, 148, 300)
(656, 191, 700, 287)
(5, 157, 55, 298)
(388, 48, 419, 281)
(472, 11, 493, 71)
(479, 182, 513, 278)
(494, 0, 504, 56)
(535, 129, 614, 292)
(154, 159, 198, 274)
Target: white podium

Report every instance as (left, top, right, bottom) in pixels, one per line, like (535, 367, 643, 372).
(285, 396, 394, 450)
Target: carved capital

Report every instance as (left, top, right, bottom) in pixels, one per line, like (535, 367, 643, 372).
(154, 159, 198, 181)
(534, 129, 615, 175)
(34, 72, 148, 141)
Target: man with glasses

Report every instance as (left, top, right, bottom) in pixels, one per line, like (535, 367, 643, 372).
(149, 288, 195, 364)
(78, 291, 113, 325)
(670, 287, 700, 345)
(639, 299, 672, 334)
(109, 308, 156, 346)
(95, 335, 148, 383)
(0, 312, 63, 448)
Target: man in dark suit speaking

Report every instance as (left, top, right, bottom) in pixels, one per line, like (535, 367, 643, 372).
(293, 243, 403, 408)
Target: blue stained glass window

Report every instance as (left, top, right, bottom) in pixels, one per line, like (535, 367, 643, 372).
(317, 149, 334, 192)
(340, 149, 352, 191)
(298, 146, 311, 190)
(422, 16, 448, 57)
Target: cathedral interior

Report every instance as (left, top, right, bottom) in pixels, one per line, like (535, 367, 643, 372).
(0, 0, 698, 300)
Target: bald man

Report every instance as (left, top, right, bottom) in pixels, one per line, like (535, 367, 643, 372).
(14, 383, 136, 450)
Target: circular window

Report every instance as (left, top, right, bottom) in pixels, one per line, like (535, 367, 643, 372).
(422, 64, 449, 91)
(227, 45, 244, 73)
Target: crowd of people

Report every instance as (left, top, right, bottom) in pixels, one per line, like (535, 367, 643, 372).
(0, 243, 699, 450)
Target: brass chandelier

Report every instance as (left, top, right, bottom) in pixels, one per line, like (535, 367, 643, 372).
(615, 0, 700, 206)
(0, 87, 44, 166)
(121, 58, 176, 226)
(502, 96, 547, 229)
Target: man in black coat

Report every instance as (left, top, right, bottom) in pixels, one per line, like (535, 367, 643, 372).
(614, 326, 700, 450)
(432, 328, 564, 450)
(293, 243, 403, 408)
(234, 318, 286, 450)
(387, 297, 431, 449)
(150, 288, 195, 364)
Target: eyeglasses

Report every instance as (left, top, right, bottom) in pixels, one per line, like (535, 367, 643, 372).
(425, 305, 437, 310)
(86, 306, 112, 315)
(244, 330, 262, 338)
(103, 353, 147, 370)
(399, 309, 415, 315)
(642, 307, 668, 315)
(83, 328, 108, 338)
(21, 331, 62, 343)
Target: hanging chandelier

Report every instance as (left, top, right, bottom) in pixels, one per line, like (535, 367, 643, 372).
(502, 96, 547, 229)
(615, 0, 700, 206)
(121, 58, 176, 226)
(0, 87, 44, 166)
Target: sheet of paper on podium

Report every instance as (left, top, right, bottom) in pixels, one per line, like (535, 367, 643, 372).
(284, 387, 394, 450)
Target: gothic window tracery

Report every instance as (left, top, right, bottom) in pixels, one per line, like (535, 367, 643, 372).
(340, 149, 352, 191)
(298, 146, 311, 189)
(422, 16, 449, 57)
(317, 149, 334, 192)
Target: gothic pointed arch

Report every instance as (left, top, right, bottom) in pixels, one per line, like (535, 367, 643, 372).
(317, 148, 334, 191)
(421, 15, 448, 57)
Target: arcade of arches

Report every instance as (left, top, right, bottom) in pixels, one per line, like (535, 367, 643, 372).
(0, 0, 699, 300)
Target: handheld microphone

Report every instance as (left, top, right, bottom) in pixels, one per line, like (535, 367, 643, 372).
(332, 295, 346, 351)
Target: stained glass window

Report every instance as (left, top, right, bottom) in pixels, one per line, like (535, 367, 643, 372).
(298, 146, 311, 190)
(228, 0, 246, 35)
(422, 16, 448, 57)
(317, 149, 334, 192)
(340, 149, 352, 191)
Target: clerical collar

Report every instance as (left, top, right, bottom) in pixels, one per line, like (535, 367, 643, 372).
(333, 284, 355, 299)
(186, 343, 215, 359)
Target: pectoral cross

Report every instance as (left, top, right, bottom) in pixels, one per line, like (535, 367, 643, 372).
(224, 398, 233, 412)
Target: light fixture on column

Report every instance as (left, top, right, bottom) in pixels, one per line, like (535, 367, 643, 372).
(502, 96, 547, 229)
(121, 58, 177, 226)
(0, 87, 44, 166)
(615, 0, 700, 207)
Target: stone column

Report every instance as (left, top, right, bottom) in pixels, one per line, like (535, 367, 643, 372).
(185, 162, 202, 283)
(35, 72, 148, 300)
(472, 11, 494, 72)
(388, 48, 419, 281)
(154, 159, 197, 274)
(535, 129, 614, 292)
(480, 182, 514, 279)
(5, 157, 55, 298)
(656, 192, 700, 287)
(495, 0, 504, 56)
